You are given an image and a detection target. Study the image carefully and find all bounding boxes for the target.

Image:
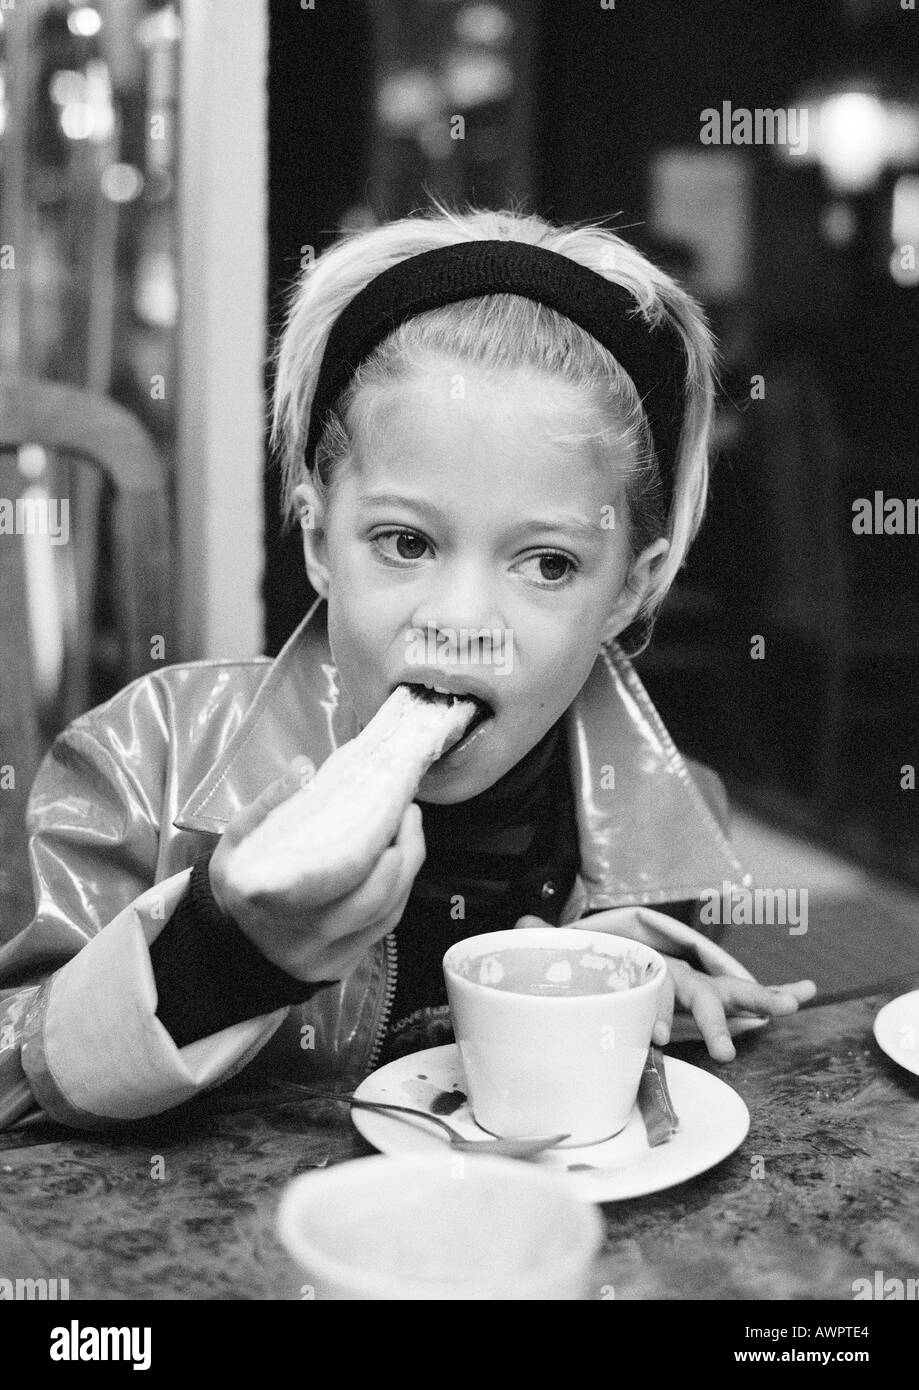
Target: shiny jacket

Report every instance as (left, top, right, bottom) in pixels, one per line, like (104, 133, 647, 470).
(0, 599, 746, 1130)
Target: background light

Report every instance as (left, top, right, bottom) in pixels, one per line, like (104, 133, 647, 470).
(60, 103, 94, 140)
(785, 83, 919, 193)
(54, 60, 115, 142)
(101, 163, 144, 203)
(816, 92, 888, 192)
(67, 7, 102, 39)
(443, 52, 513, 107)
(133, 250, 178, 328)
(50, 70, 88, 106)
(454, 4, 514, 46)
(376, 70, 440, 132)
(819, 201, 857, 247)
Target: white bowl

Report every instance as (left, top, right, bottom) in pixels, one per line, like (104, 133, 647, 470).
(276, 1152, 604, 1300)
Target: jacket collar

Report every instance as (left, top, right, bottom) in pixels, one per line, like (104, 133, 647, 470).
(175, 599, 748, 909)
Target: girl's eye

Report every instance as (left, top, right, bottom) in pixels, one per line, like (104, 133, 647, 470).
(372, 529, 431, 563)
(517, 552, 578, 587)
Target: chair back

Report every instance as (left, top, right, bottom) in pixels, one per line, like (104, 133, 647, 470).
(0, 377, 171, 941)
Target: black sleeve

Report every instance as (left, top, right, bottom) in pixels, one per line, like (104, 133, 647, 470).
(148, 851, 336, 1049)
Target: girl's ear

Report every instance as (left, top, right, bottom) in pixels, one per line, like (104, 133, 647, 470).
(600, 538, 669, 646)
(293, 481, 330, 598)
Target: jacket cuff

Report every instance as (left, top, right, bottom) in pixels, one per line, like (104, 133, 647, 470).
(18, 871, 289, 1128)
(149, 852, 333, 1048)
(0, 986, 42, 1129)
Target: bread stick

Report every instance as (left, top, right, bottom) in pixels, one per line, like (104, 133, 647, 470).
(230, 684, 478, 902)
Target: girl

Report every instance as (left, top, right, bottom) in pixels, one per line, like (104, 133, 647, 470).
(0, 205, 814, 1130)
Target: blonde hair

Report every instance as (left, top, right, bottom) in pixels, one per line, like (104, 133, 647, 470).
(271, 203, 716, 650)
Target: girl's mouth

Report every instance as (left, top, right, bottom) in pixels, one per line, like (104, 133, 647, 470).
(401, 683, 496, 760)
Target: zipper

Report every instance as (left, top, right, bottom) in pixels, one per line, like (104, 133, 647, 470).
(365, 931, 397, 1075)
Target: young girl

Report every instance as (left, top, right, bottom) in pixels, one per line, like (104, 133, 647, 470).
(0, 206, 814, 1130)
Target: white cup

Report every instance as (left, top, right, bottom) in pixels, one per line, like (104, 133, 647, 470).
(276, 1153, 604, 1300)
(443, 927, 667, 1147)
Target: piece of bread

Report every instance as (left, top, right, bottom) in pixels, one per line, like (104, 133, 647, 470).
(230, 685, 477, 903)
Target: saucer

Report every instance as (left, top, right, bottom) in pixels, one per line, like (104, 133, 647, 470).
(873, 990, 919, 1077)
(352, 1045, 750, 1203)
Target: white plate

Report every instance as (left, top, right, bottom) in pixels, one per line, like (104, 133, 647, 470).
(874, 990, 919, 1077)
(352, 1045, 750, 1204)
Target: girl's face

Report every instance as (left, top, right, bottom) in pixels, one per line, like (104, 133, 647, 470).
(299, 358, 664, 803)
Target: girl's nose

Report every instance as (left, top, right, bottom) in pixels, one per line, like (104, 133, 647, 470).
(410, 563, 502, 639)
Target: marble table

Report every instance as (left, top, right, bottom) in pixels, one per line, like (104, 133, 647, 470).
(1, 981, 917, 1301)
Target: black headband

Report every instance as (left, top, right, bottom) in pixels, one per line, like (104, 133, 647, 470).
(303, 239, 687, 515)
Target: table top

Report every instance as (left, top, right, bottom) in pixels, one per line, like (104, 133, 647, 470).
(2, 983, 918, 1301)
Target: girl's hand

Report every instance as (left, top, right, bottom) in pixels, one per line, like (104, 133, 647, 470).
(209, 756, 426, 983)
(653, 958, 817, 1062)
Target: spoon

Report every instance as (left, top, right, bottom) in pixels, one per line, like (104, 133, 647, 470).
(270, 1082, 568, 1158)
(348, 1097, 570, 1158)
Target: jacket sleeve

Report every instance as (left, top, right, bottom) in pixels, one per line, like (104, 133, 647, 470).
(0, 705, 288, 1132)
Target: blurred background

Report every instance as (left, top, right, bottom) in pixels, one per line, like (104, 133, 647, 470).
(0, 0, 916, 939)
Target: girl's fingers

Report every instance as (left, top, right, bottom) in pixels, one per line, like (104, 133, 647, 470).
(654, 963, 818, 1064)
(392, 802, 427, 892)
(673, 967, 736, 1062)
(315, 804, 426, 944)
(365, 803, 426, 926)
(768, 979, 817, 1003)
(320, 811, 426, 973)
(717, 977, 811, 1017)
(315, 842, 405, 942)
